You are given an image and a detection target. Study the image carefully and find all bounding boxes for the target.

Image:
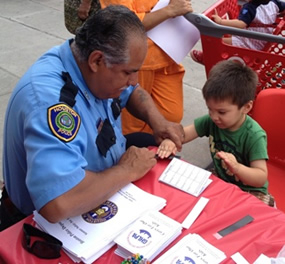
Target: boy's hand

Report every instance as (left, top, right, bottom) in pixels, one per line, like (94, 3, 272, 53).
(156, 139, 177, 159)
(216, 151, 240, 175)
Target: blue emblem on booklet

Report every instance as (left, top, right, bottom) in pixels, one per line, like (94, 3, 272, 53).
(127, 229, 152, 248)
(82, 200, 118, 224)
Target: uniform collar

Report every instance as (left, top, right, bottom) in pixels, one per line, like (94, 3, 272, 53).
(59, 39, 94, 104)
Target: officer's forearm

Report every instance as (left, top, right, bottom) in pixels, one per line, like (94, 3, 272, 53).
(126, 86, 165, 130)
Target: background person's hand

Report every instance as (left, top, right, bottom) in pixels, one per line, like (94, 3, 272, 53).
(211, 9, 222, 24)
(78, 0, 92, 20)
(167, 0, 193, 17)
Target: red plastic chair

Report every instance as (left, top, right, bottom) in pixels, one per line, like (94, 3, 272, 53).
(251, 89, 285, 212)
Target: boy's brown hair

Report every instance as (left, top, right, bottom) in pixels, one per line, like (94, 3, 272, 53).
(202, 60, 258, 108)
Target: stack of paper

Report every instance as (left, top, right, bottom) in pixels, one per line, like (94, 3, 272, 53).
(114, 210, 182, 262)
(159, 158, 212, 197)
(152, 233, 227, 264)
(33, 183, 166, 264)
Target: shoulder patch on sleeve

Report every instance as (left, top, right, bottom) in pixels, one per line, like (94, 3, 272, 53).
(48, 103, 81, 142)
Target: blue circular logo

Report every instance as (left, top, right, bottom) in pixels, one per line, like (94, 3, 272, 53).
(82, 200, 118, 224)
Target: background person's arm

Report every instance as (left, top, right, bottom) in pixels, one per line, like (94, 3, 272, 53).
(212, 9, 247, 29)
(99, 0, 193, 31)
(142, 0, 193, 31)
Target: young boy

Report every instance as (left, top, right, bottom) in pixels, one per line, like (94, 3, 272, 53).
(157, 60, 275, 206)
(191, 0, 285, 64)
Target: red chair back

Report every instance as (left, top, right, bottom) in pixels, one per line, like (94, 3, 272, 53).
(251, 89, 285, 212)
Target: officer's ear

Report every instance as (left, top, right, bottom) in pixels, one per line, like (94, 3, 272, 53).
(88, 50, 104, 72)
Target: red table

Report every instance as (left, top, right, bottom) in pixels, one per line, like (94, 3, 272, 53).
(1, 158, 285, 264)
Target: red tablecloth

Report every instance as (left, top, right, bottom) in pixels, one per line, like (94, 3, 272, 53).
(1, 159, 285, 264)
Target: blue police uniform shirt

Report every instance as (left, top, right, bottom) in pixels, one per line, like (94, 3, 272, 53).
(3, 39, 135, 215)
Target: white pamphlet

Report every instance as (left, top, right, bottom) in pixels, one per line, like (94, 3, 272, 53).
(152, 233, 226, 264)
(114, 210, 182, 262)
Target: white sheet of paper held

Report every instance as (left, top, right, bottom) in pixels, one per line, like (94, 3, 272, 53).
(146, 0, 200, 64)
(182, 197, 209, 229)
(159, 158, 212, 197)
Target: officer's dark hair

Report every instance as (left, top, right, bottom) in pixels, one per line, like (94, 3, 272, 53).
(74, 5, 146, 65)
(202, 60, 258, 108)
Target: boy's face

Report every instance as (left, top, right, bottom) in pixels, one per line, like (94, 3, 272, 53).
(206, 98, 252, 131)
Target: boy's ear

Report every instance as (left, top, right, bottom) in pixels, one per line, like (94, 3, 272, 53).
(243, 100, 253, 114)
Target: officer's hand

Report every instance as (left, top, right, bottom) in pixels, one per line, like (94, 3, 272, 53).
(118, 146, 157, 182)
(153, 121, 184, 152)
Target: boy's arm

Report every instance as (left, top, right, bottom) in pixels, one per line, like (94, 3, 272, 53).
(212, 9, 247, 29)
(216, 151, 268, 187)
(183, 124, 199, 143)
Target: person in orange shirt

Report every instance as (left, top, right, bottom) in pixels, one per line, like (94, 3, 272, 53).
(99, 0, 193, 135)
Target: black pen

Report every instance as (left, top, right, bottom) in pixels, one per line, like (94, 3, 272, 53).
(154, 154, 181, 160)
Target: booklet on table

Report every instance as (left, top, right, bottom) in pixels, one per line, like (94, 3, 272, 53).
(33, 183, 166, 264)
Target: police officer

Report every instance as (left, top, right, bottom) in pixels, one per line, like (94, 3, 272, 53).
(0, 5, 184, 230)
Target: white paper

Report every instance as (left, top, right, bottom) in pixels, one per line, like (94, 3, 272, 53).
(115, 210, 182, 261)
(231, 252, 250, 264)
(198, 179, 213, 196)
(147, 0, 200, 64)
(33, 183, 166, 263)
(182, 197, 209, 229)
(159, 158, 212, 197)
(64, 241, 115, 264)
(152, 233, 226, 264)
(253, 254, 271, 264)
